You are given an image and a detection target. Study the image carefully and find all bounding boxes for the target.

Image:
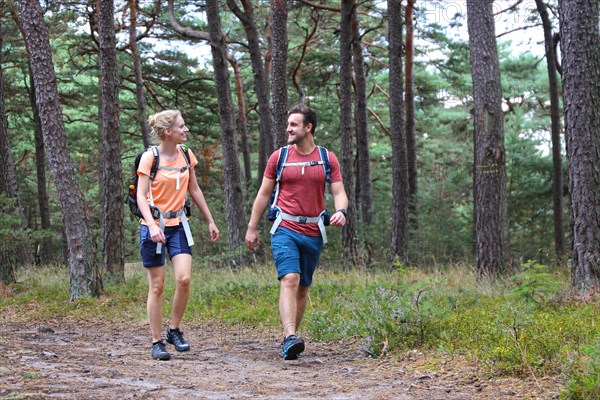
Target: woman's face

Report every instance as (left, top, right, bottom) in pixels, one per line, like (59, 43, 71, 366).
(167, 114, 189, 143)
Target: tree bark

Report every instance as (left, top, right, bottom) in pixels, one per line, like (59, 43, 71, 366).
(12, 5, 49, 265)
(270, 0, 288, 149)
(129, 0, 152, 148)
(535, 0, 564, 258)
(388, 0, 409, 263)
(226, 0, 273, 188)
(351, 5, 372, 226)
(98, 0, 124, 282)
(466, 0, 511, 278)
(29, 64, 52, 263)
(227, 54, 252, 184)
(205, 0, 246, 257)
(0, 29, 19, 284)
(405, 0, 418, 229)
(339, 0, 358, 264)
(558, 0, 600, 292)
(18, 0, 102, 299)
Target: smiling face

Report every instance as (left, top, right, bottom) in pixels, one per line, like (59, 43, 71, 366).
(287, 113, 312, 145)
(167, 114, 189, 143)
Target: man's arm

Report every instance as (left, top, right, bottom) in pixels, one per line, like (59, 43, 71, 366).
(245, 177, 276, 251)
(329, 181, 349, 227)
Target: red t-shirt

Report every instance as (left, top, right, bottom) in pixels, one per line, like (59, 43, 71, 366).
(265, 146, 343, 236)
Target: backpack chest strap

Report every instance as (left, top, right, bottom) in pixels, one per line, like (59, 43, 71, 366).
(281, 160, 324, 176)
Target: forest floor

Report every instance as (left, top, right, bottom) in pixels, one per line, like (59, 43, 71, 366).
(1, 318, 563, 400)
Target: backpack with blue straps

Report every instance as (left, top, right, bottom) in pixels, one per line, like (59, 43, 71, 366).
(267, 145, 332, 243)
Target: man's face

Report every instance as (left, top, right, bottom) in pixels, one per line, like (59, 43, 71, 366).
(287, 113, 311, 145)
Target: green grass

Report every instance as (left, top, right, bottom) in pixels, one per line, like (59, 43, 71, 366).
(2, 261, 599, 398)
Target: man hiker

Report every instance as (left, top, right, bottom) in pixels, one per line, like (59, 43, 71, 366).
(245, 103, 349, 360)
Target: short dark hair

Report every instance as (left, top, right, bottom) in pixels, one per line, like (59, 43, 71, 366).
(288, 103, 317, 135)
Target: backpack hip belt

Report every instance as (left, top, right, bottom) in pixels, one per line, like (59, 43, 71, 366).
(270, 209, 328, 244)
(156, 205, 194, 255)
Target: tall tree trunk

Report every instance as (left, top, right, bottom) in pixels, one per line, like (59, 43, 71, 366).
(0, 30, 19, 284)
(388, 0, 408, 263)
(228, 54, 252, 184)
(558, 0, 600, 292)
(351, 5, 372, 226)
(98, 0, 124, 282)
(205, 0, 246, 256)
(226, 0, 273, 188)
(466, 0, 511, 278)
(29, 64, 52, 263)
(18, 0, 102, 299)
(405, 0, 418, 229)
(129, 0, 152, 148)
(12, 6, 50, 265)
(270, 0, 288, 149)
(535, 0, 564, 258)
(340, 0, 358, 264)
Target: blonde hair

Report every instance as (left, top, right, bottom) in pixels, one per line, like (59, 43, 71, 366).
(147, 110, 181, 141)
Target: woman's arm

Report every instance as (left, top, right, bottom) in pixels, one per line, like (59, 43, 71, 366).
(187, 167, 219, 242)
(136, 174, 166, 244)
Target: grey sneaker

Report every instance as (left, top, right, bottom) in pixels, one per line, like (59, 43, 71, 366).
(166, 326, 190, 352)
(281, 335, 305, 360)
(151, 340, 171, 360)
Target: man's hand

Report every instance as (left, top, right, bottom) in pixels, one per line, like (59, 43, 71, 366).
(330, 210, 347, 227)
(245, 227, 260, 252)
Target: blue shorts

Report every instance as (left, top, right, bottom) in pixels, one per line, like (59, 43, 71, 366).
(271, 227, 323, 287)
(140, 224, 192, 268)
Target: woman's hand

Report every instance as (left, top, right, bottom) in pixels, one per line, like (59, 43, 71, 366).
(208, 222, 220, 242)
(149, 224, 166, 244)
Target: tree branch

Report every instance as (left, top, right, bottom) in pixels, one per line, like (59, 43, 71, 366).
(292, 11, 319, 103)
(494, 0, 523, 16)
(368, 106, 390, 136)
(295, 0, 340, 12)
(496, 23, 542, 39)
(167, 0, 210, 41)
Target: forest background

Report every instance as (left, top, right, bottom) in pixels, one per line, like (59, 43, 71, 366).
(1, 0, 571, 276)
(2, 0, 600, 398)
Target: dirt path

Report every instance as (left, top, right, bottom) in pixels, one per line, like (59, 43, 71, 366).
(1, 321, 561, 399)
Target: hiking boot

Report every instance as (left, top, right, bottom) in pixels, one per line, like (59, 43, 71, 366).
(281, 335, 305, 360)
(166, 326, 190, 352)
(151, 340, 171, 360)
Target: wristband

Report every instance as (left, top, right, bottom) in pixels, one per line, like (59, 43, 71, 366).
(337, 208, 348, 218)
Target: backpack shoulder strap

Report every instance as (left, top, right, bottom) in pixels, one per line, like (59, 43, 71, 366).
(318, 146, 331, 184)
(270, 146, 290, 213)
(149, 145, 160, 180)
(275, 145, 290, 182)
(178, 144, 191, 168)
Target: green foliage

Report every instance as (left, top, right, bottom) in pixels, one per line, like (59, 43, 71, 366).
(305, 266, 599, 380)
(510, 261, 565, 305)
(3, 262, 600, 389)
(562, 338, 600, 400)
(3, 0, 569, 268)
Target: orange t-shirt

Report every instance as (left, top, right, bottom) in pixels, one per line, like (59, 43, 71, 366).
(137, 147, 198, 227)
